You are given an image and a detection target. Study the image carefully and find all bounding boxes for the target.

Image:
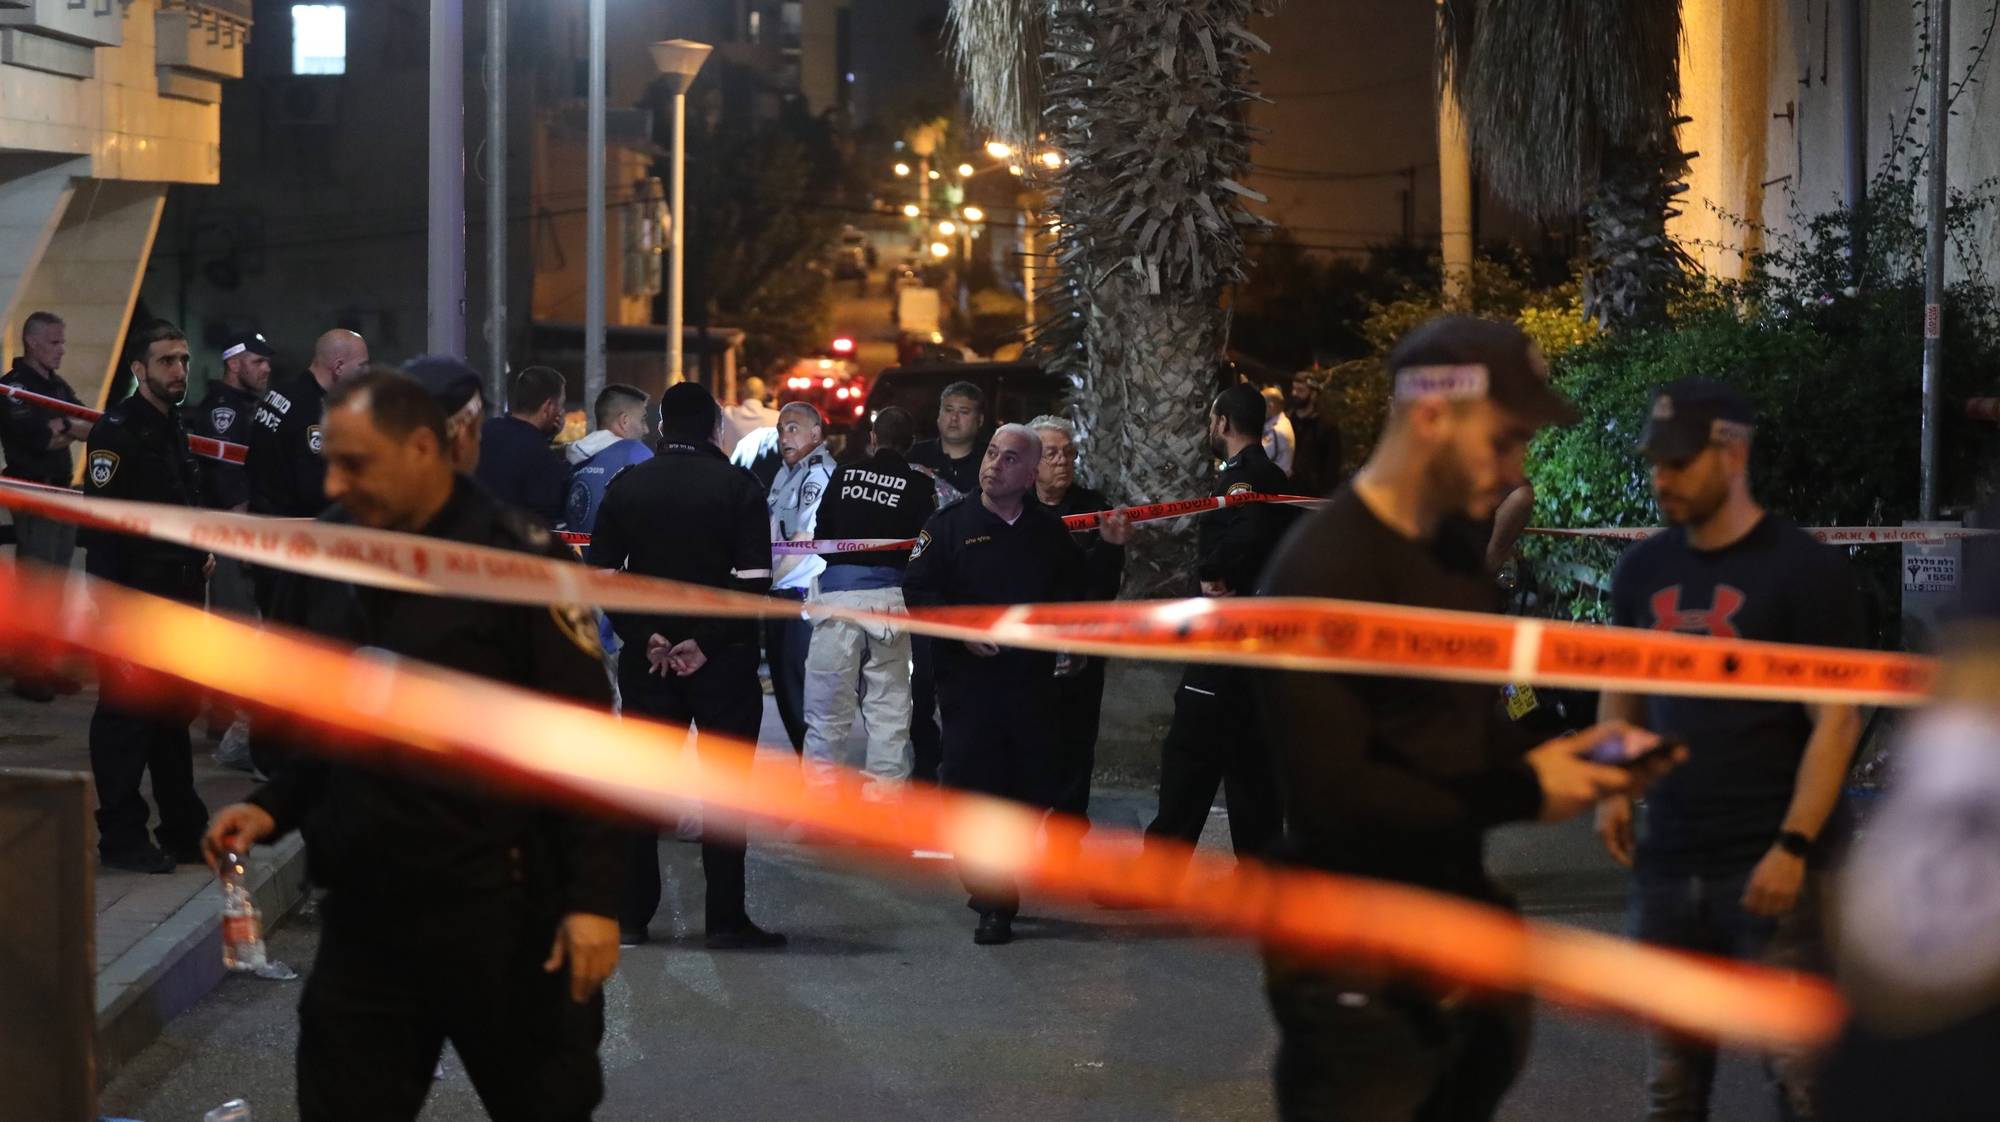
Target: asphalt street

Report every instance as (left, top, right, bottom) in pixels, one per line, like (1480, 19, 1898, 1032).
(99, 769, 1782, 1122)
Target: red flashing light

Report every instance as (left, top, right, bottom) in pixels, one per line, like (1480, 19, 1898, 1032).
(831, 336, 856, 355)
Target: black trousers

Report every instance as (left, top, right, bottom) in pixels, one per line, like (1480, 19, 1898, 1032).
(90, 666, 207, 856)
(1264, 960, 1531, 1122)
(910, 637, 942, 783)
(1144, 665, 1282, 862)
(297, 905, 604, 1122)
(617, 644, 763, 934)
(763, 590, 811, 753)
(937, 660, 1061, 918)
(1050, 658, 1108, 821)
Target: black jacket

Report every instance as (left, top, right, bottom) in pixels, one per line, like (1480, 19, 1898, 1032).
(182, 380, 260, 510)
(909, 435, 988, 507)
(586, 439, 772, 653)
(80, 392, 206, 600)
(1198, 443, 1296, 595)
(1039, 484, 1126, 601)
(246, 370, 329, 517)
(246, 479, 622, 928)
(902, 495, 1087, 683)
(0, 358, 84, 485)
(475, 415, 568, 527)
(817, 449, 937, 572)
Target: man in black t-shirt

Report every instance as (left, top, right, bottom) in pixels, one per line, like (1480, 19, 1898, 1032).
(1598, 379, 1864, 1122)
(906, 380, 990, 781)
(1257, 316, 1670, 1120)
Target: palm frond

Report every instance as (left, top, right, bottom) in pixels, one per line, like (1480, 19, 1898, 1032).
(947, 0, 1046, 146)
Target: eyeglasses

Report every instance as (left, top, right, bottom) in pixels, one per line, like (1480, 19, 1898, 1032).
(1040, 446, 1078, 464)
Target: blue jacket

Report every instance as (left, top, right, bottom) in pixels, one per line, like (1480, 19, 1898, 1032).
(564, 432, 653, 533)
(475, 415, 569, 526)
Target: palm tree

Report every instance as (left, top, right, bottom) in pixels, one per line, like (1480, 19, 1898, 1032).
(1438, 0, 1694, 329)
(948, 0, 1270, 596)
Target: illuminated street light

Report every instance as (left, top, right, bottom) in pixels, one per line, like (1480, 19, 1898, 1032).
(929, 241, 951, 259)
(927, 169, 941, 180)
(938, 220, 958, 236)
(1039, 150, 1064, 170)
(956, 162, 975, 177)
(1008, 164, 1024, 177)
(985, 140, 1014, 159)
(902, 203, 921, 218)
(962, 205, 985, 223)
(893, 162, 911, 177)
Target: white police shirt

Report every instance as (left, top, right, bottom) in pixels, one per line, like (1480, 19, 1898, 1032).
(768, 443, 837, 591)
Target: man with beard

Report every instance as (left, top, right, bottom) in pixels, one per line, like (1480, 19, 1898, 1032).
(1026, 415, 1130, 849)
(81, 319, 215, 873)
(1596, 379, 1864, 1122)
(1137, 384, 1296, 874)
(204, 369, 622, 1120)
(1256, 316, 1673, 1120)
(902, 424, 1088, 945)
(476, 365, 570, 526)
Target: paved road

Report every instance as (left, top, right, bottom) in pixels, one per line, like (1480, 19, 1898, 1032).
(100, 774, 1782, 1122)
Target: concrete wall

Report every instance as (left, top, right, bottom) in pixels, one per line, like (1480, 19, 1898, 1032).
(14, 180, 167, 409)
(1675, 0, 2000, 280)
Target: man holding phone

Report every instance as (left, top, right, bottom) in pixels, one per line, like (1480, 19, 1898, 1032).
(1256, 316, 1680, 1120)
(1597, 379, 1865, 1122)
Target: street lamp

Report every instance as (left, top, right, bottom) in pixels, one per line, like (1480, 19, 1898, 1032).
(893, 162, 911, 177)
(929, 242, 951, 259)
(937, 220, 958, 236)
(1039, 150, 1064, 170)
(650, 38, 713, 385)
(956, 162, 975, 177)
(984, 140, 1013, 160)
(901, 203, 921, 218)
(927, 169, 941, 181)
(1007, 164, 1024, 177)
(962, 205, 985, 223)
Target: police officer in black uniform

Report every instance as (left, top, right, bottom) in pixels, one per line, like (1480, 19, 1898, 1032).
(184, 330, 272, 512)
(203, 368, 623, 1122)
(81, 319, 212, 873)
(905, 381, 990, 781)
(587, 382, 786, 951)
(1138, 383, 1297, 871)
(246, 327, 368, 521)
(902, 423, 1088, 945)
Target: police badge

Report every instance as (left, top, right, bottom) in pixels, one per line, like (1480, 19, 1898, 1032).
(87, 450, 119, 488)
(307, 424, 324, 455)
(210, 406, 237, 434)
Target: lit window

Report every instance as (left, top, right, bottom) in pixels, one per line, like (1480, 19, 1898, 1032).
(292, 4, 347, 76)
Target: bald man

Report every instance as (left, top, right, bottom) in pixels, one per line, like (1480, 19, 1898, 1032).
(247, 329, 369, 520)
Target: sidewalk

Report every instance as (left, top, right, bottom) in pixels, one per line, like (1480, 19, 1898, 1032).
(0, 683, 310, 1080)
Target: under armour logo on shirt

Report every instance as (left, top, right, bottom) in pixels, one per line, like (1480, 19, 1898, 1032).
(1649, 585, 1747, 639)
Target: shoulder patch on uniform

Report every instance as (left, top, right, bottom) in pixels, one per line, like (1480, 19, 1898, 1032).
(210, 406, 237, 434)
(306, 424, 324, 455)
(802, 479, 823, 506)
(549, 603, 603, 658)
(909, 530, 932, 561)
(87, 449, 120, 488)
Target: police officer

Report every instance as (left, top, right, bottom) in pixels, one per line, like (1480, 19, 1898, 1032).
(1026, 415, 1130, 842)
(1138, 383, 1297, 870)
(764, 401, 838, 754)
(902, 423, 1088, 945)
(587, 382, 786, 951)
(202, 368, 622, 1122)
(81, 319, 213, 874)
(799, 406, 936, 797)
(246, 328, 369, 520)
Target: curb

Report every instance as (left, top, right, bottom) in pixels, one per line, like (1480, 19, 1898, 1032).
(95, 834, 310, 1082)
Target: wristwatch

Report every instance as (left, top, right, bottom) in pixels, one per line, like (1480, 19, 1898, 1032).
(1775, 830, 1812, 857)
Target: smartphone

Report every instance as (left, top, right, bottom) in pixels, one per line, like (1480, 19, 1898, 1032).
(1582, 733, 1684, 768)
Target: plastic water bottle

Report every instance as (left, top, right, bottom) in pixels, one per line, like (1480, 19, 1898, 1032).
(204, 1099, 252, 1122)
(218, 852, 267, 973)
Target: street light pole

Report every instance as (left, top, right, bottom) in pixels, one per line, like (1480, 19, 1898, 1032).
(1920, 0, 1951, 519)
(484, 0, 507, 408)
(429, 0, 466, 357)
(584, 0, 607, 412)
(650, 40, 713, 385)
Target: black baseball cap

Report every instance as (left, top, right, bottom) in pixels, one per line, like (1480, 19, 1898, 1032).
(220, 331, 274, 361)
(1638, 378, 1757, 462)
(1384, 315, 1578, 428)
(400, 354, 485, 416)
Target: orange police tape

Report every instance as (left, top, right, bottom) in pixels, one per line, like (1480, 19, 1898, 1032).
(0, 380, 248, 466)
(0, 477, 1937, 706)
(1525, 525, 1993, 546)
(555, 491, 1330, 554)
(0, 557, 1848, 1050)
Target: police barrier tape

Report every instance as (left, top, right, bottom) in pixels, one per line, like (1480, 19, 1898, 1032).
(0, 477, 1938, 706)
(0, 380, 249, 466)
(1526, 525, 1994, 546)
(0, 558, 1848, 1049)
(553, 491, 1330, 554)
